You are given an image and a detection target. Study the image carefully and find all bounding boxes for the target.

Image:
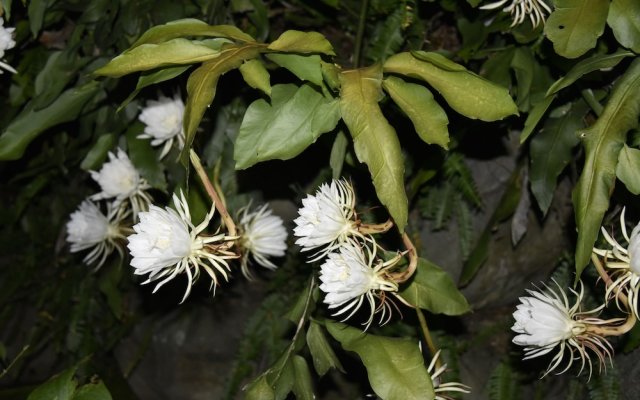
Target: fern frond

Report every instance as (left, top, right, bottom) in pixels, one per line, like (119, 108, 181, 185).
(488, 361, 520, 400)
(444, 153, 483, 209)
(456, 195, 475, 260)
(587, 365, 620, 400)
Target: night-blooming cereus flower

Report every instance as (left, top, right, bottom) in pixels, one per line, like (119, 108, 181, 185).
(480, 0, 552, 27)
(66, 200, 128, 268)
(512, 281, 615, 378)
(0, 19, 16, 74)
(593, 208, 640, 318)
(294, 179, 361, 260)
(90, 148, 151, 218)
(238, 204, 287, 279)
(427, 350, 471, 400)
(127, 191, 237, 302)
(319, 240, 399, 329)
(138, 95, 185, 159)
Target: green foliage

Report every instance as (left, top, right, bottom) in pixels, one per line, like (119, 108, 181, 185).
(587, 366, 620, 400)
(487, 361, 520, 400)
(27, 366, 112, 400)
(607, 0, 640, 53)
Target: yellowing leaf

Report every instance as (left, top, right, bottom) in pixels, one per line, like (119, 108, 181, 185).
(268, 30, 335, 55)
(239, 59, 272, 96)
(132, 19, 255, 47)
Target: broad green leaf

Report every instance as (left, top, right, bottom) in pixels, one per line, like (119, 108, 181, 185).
(481, 48, 515, 91)
(265, 53, 323, 86)
(34, 51, 90, 110)
(617, 145, 640, 195)
(326, 321, 435, 400)
(383, 76, 450, 149)
(544, 0, 609, 59)
(291, 356, 314, 400)
(181, 43, 264, 162)
(269, 353, 295, 400)
(530, 101, 587, 215)
(127, 123, 168, 190)
(411, 51, 466, 72)
(608, 0, 640, 53)
(0, 81, 102, 161)
(573, 59, 640, 278)
(94, 39, 221, 78)
(234, 84, 340, 169)
(330, 130, 348, 179)
(72, 381, 112, 400)
(27, 0, 51, 37)
(384, 52, 517, 121)
(511, 47, 534, 112)
(520, 95, 556, 144)
(398, 258, 470, 315)
(80, 134, 116, 170)
(244, 376, 275, 400)
(27, 367, 77, 400)
(119, 66, 190, 110)
(546, 50, 634, 96)
(132, 18, 255, 47)
(306, 321, 344, 375)
(239, 59, 272, 96)
(339, 65, 408, 231)
(267, 30, 335, 55)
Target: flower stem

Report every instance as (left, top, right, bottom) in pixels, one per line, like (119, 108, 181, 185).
(359, 219, 394, 235)
(416, 308, 443, 371)
(390, 232, 418, 283)
(592, 252, 629, 304)
(189, 149, 237, 237)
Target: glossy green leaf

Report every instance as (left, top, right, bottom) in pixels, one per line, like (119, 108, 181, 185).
(573, 59, 640, 278)
(339, 65, 408, 232)
(267, 30, 335, 55)
(306, 321, 343, 376)
(383, 76, 450, 149)
(520, 95, 556, 144)
(239, 59, 272, 96)
(0, 81, 102, 161)
(235, 84, 340, 169)
(181, 44, 264, 162)
(27, 367, 77, 400)
(530, 101, 587, 215)
(119, 66, 190, 110)
(617, 145, 640, 195)
(80, 134, 116, 171)
(94, 39, 221, 78)
(608, 0, 640, 52)
(265, 53, 323, 86)
(326, 321, 435, 400)
(244, 376, 275, 400)
(398, 258, 470, 315)
(132, 18, 255, 47)
(127, 124, 168, 190)
(291, 356, 314, 400)
(72, 381, 112, 400)
(384, 52, 518, 121)
(544, 0, 609, 59)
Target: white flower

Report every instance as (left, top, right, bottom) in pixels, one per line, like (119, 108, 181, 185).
(90, 148, 151, 218)
(66, 200, 127, 268)
(294, 179, 360, 259)
(512, 281, 614, 378)
(480, 0, 552, 27)
(319, 240, 398, 329)
(127, 191, 236, 302)
(0, 19, 16, 74)
(138, 95, 185, 159)
(238, 204, 288, 278)
(427, 350, 471, 400)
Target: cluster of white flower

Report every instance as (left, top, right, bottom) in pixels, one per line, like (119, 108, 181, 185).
(480, 0, 552, 27)
(0, 18, 16, 74)
(138, 95, 185, 159)
(293, 179, 401, 329)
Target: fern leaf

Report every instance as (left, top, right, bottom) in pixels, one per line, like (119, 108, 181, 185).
(456, 195, 475, 260)
(444, 153, 483, 209)
(488, 361, 520, 400)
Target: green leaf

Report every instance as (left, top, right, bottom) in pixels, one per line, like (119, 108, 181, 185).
(0, 81, 102, 161)
(265, 53, 323, 86)
(306, 321, 344, 376)
(126, 124, 167, 190)
(617, 144, 640, 195)
(330, 130, 348, 179)
(94, 39, 222, 78)
(181, 43, 264, 162)
(80, 134, 116, 171)
(132, 18, 255, 47)
(573, 59, 640, 278)
(384, 52, 517, 121)
(546, 50, 634, 96)
(383, 76, 450, 149)
(267, 30, 335, 55)
(33, 51, 90, 109)
(239, 59, 272, 96)
(339, 65, 408, 231)
(510, 47, 534, 112)
(365, 6, 406, 62)
(410, 51, 466, 72)
(326, 321, 435, 400)
(244, 376, 275, 400)
(119, 66, 190, 110)
(234, 84, 340, 169)
(398, 258, 470, 315)
(544, 0, 609, 59)
(608, 0, 640, 52)
(27, 0, 51, 37)
(72, 381, 112, 400)
(530, 101, 587, 214)
(520, 95, 556, 144)
(291, 356, 314, 400)
(27, 367, 77, 400)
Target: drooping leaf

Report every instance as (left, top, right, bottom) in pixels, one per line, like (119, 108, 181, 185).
(544, 0, 609, 59)
(616, 144, 640, 195)
(119, 66, 190, 110)
(234, 84, 340, 169)
(291, 356, 314, 400)
(546, 50, 634, 96)
(27, 367, 77, 400)
(33, 51, 90, 110)
(520, 95, 556, 143)
(326, 321, 435, 400)
(530, 101, 587, 215)
(0, 81, 102, 161)
(382, 76, 450, 149)
(608, 0, 640, 53)
(306, 321, 344, 376)
(131, 18, 255, 47)
(72, 381, 112, 400)
(329, 130, 348, 179)
(239, 59, 272, 96)
(510, 47, 535, 112)
(267, 30, 335, 55)
(398, 258, 470, 315)
(265, 53, 323, 86)
(384, 52, 518, 121)
(339, 65, 408, 231)
(573, 59, 640, 278)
